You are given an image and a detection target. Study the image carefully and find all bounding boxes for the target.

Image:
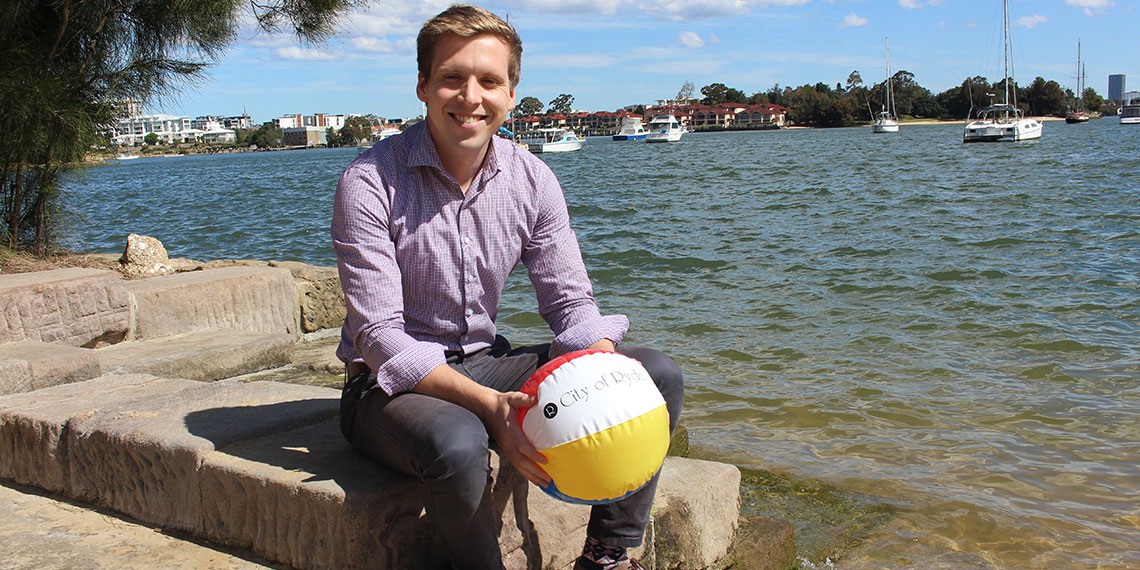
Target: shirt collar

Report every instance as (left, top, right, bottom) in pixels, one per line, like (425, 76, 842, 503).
(406, 120, 505, 184)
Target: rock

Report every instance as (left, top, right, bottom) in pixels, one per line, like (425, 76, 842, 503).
(725, 516, 797, 570)
(271, 261, 345, 334)
(119, 234, 173, 278)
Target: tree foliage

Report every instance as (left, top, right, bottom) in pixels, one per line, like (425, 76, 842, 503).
(516, 96, 543, 116)
(1, 0, 356, 253)
(548, 93, 574, 115)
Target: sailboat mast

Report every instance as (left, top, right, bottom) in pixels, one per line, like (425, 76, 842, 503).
(1003, 0, 1014, 108)
(885, 38, 893, 116)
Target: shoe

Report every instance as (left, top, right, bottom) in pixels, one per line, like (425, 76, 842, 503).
(572, 556, 645, 570)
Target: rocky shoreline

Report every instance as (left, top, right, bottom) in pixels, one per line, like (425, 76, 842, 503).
(1, 239, 879, 569)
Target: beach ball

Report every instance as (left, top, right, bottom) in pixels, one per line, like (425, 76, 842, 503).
(518, 349, 670, 504)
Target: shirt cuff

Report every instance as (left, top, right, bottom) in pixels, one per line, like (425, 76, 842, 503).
(549, 314, 629, 358)
(373, 340, 449, 395)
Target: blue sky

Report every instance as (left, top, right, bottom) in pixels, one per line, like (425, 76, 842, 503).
(157, 0, 1133, 123)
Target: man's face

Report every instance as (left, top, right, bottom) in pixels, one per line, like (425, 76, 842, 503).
(417, 33, 516, 161)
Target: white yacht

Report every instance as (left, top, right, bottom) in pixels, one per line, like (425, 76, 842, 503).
(645, 114, 684, 143)
(963, 0, 1043, 143)
(872, 38, 899, 134)
(523, 128, 585, 153)
(612, 117, 647, 141)
(1121, 96, 1140, 125)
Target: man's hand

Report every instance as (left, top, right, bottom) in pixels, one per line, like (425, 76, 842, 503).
(413, 364, 551, 487)
(479, 390, 552, 487)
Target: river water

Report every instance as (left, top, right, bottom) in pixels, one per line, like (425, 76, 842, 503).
(62, 120, 1139, 569)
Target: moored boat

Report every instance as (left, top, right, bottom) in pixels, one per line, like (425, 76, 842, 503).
(612, 117, 647, 141)
(523, 128, 585, 153)
(872, 38, 900, 134)
(1065, 41, 1090, 124)
(1121, 94, 1140, 125)
(963, 0, 1043, 143)
(645, 114, 684, 143)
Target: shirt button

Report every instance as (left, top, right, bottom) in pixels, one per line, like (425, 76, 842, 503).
(463, 237, 472, 245)
(465, 308, 474, 317)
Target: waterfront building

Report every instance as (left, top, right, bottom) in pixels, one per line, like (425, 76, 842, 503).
(1108, 74, 1125, 102)
(282, 126, 327, 148)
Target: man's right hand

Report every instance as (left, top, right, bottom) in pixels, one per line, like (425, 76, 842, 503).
(413, 364, 552, 487)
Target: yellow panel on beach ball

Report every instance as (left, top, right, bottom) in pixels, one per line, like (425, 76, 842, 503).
(518, 350, 669, 504)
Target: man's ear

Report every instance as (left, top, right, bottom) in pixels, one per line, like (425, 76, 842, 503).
(416, 73, 428, 103)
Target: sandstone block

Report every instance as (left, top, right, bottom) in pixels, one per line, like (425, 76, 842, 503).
(651, 457, 742, 569)
(200, 421, 446, 570)
(123, 266, 296, 340)
(0, 268, 130, 348)
(0, 374, 198, 493)
(273, 261, 345, 334)
(65, 380, 337, 534)
(0, 341, 101, 395)
(94, 329, 294, 381)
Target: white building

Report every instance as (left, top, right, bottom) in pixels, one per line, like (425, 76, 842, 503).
(106, 113, 193, 146)
(104, 112, 236, 146)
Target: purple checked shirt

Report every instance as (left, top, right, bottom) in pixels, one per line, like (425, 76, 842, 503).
(332, 121, 628, 395)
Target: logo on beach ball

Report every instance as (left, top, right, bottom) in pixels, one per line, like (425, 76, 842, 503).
(518, 350, 669, 504)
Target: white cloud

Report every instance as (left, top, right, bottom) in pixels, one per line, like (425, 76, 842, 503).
(1066, 0, 1115, 16)
(349, 37, 398, 53)
(1015, 14, 1048, 29)
(839, 13, 868, 28)
(276, 46, 339, 61)
(899, 0, 922, 8)
(679, 31, 705, 49)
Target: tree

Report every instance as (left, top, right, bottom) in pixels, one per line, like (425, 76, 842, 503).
(1023, 77, 1068, 117)
(1, 0, 355, 254)
(516, 96, 544, 116)
(248, 124, 284, 149)
(548, 93, 574, 115)
(676, 81, 695, 103)
(144, 133, 161, 146)
(846, 70, 864, 92)
(1080, 87, 1104, 113)
(700, 83, 730, 106)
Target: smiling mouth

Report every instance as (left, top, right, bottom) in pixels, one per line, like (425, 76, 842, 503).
(453, 114, 485, 124)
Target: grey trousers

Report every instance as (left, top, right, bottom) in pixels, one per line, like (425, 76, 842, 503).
(341, 337, 684, 570)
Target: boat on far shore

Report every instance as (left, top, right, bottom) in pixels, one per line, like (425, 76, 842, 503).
(963, 0, 1043, 143)
(612, 116, 647, 141)
(523, 128, 585, 153)
(1065, 41, 1091, 124)
(645, 114, 684, 143)
(1121, 98, 1140, 125)
(871, 38, 900, 134)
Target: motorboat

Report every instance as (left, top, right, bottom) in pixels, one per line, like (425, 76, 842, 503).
(963, 0, 1043, 143)
(872, 38, 900, 133)
(645, 114, 684, 143)
(612, 117, 647, 141)
(523, 128, 584, 153)
(1121, 96, 1140, 125)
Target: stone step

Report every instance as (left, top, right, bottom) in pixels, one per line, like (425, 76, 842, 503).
(0, 328, 296, 396)
(93, 328, 295, 381)
(122, 266, 297, 341)
(0, 341, 102, 395)
(0, 375, 740, 570)
(0, 268, 130, 348)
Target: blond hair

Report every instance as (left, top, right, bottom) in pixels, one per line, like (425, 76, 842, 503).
(417, 4, 523, 88)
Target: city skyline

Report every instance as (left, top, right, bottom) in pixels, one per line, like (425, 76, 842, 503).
(154, 0, 1133, 123)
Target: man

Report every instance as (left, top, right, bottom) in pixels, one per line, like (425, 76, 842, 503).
(331, 5, 683, 569)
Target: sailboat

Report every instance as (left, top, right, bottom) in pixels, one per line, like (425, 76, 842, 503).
(963, 0, 1043, 143)
(872, 38, 899, 133)
(1065, 41, 1090, 124)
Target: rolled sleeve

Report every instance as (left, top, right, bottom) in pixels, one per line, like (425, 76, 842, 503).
(549, 314, 629, 357)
